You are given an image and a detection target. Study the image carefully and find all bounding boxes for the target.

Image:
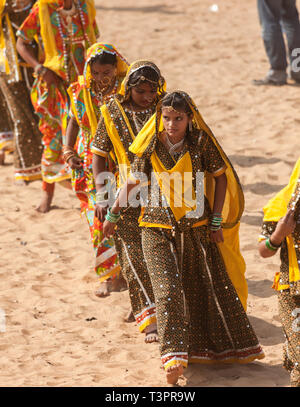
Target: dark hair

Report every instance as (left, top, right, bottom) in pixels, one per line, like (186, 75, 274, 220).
(90, 51, 117, 67)
(161, 92, 193, 115)
(128, 66, 160, 88)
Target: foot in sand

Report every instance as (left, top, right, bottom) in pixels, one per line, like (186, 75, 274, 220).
(166, 364, 183, 385)
(15, 179, 27, 186)
(36, 190, 54, 213)
(95, 275, 128, 298)
(124, 309, 135, 323)
(144, 323, 159, 343)
(95, 280, 111, 297)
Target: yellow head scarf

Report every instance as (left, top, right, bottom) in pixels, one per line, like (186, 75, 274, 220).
(262, 158, 300, 291)
(81, 42, 129, 89)
(130, 90, 248, 309)
(118, 59, 166, 102)
(38, 0, 97, 77)
(68, 42, 129, 137)
(130, 90, 244, 227)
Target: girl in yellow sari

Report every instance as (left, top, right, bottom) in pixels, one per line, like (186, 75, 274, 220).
(92, 61, 166, 341)
(259, 158, 300, 387)
(103, 91, 264, 385)
(65, 43, 129, 297)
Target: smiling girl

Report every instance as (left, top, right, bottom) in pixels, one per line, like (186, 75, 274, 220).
(91, 61, 166, 342)
(64, 43, 129, 298)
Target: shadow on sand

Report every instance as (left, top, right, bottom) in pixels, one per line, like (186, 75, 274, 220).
(96, 4, 182, 15)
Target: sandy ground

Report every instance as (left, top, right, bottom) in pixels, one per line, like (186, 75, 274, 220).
(0, 0, 300, 387)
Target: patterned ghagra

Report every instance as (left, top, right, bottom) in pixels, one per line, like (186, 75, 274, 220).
(68, 77, 124, 282)
(91, 98, 157, 332)
(0, 2, 42, 180)
(130, 131, 265, 370)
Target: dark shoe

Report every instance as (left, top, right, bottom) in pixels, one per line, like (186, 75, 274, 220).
(252, 77, 286, 86)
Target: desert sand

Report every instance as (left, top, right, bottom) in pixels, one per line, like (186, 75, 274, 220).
(0, 0, 299, 387)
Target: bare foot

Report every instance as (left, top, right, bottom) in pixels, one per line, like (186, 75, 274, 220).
(15, 179, 27, 186)
(145, 323, 159, 343)
(110, 274, 128, 292)
(166, 364, 183, 385)
(36, 190, 54, 213)
(95, 280, 111, 297)
(95, 275, 127, 298)
(0, 151, 5, 165)
(124, 309, 135, 323)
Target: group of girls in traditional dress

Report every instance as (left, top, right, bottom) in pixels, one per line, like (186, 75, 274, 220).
(0, 0, 299, 388)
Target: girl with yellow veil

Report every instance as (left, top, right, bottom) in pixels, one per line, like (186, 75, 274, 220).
(64, 43, 129, 297)
(258, 158, 300, 387)
(16, 0, 98, 212)
(91, 60, 165, 341)
(103, 91, 264, 385)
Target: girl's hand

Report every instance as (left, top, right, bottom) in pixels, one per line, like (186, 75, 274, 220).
(68, 155, 82, 169)
(272, 209, 296, 244)
(95, 205, 107, 223)
(210, 228, 224, 243)
(103, 219, 116, 238)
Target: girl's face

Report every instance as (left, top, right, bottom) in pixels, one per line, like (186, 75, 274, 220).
(161, 107, 190, 140)
(90, 61, 117, 87)
(130, 82, 158, 109)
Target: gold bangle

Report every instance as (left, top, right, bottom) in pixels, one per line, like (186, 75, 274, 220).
(63, 151, 76, 163)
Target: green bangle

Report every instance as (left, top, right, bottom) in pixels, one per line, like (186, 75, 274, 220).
(265, 238, 278, 251)
(105, 208, 120, 223)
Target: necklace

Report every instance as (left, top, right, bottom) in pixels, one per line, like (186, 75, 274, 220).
(164, 133, 185, 157)
(93, 77, 119, 106)
(127, 104, 153, 133)
(56, 1, 90, 83)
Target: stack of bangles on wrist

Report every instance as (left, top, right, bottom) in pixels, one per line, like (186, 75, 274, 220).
(209, 213, 223, 231)
(105, 208, 120, 223)
(34, 63, 47, 78)
(62, 145, 77, 163)
(265, 237, 281, 251)
(96, 189, 108, 207)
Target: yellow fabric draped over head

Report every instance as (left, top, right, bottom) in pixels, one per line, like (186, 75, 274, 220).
(99, 60, 166, 188)
(69, 42, 129, 137)
(81, 42, 129, 89)
(262, 158, 300, 290)
(38, 0, 97, 77)
(130, 90, 248, 310)
(0, 0, 22, 79)
(118, 59, 166, 101)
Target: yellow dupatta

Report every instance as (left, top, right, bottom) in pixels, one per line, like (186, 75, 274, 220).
(100, 100, 132, 187)
(130, 91, 248, 310)
(96, 60, 166, 187)
(118, 59, 166, 101)
(0, 1, 22, 80)
(262, 158, 300, 291)
(68, 43, 129, 137)
(38, 0, 97, 77)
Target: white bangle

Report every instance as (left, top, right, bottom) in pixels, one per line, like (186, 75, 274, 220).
(96, 190, 107, 202)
